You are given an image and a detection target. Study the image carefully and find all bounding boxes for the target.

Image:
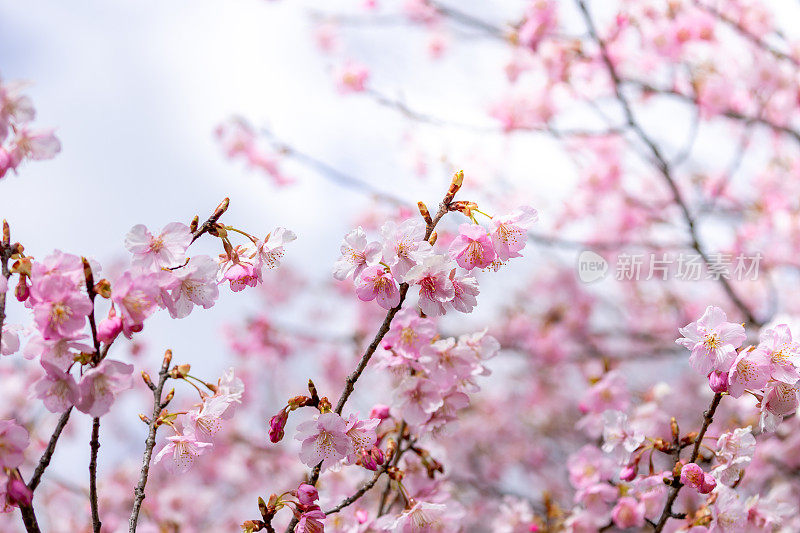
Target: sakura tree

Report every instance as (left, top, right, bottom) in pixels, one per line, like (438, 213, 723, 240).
(4, 0, 800, 532)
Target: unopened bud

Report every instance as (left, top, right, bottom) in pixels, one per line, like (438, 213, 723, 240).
(449, 200, 478, 217)
(359, 448, 379, 471)
(93, 279, 112, 298)
(681, 432, 698, 446)
(215, 198, 230, 218)
(288, 395, 311, 410)
(6, 477, 32, 507)
(173, 364, 191, 378)
(189, 216, 199, 233)
(258, 496, 269, 521)
(308, 380, 319, 402)
(318, 397, 332, 413)
(163, 388, 175, 404)
(417, 202, 433, 226)
(15, 276, 29, 302)
(214, 224, 228, 238)
(443, 169, 464, 204)
(142, 371, 155, 390)
(163, 349, 173, 367)
(428, 231, 438, 245)
(387, 466, 403, 482)
(2, 220, 9, 246)
(670, 417, 679, 441)
(240, 520, 265, 533)
(269, 409, 289, 443)
(139, 414, 151, 425)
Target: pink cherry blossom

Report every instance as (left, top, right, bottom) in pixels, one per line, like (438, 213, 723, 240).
(356, 266, 400, 309)
(10, 127, 60, 161)
(0, 420, 28, 469)
(448, 223, 496, 270)
(760, 381, 800, 432)
(296, 484, 318, 506)
(335, 62, 369, 93)
(111, 271, 159, 337)
(676, 306, 747, 375)
(333, 227, 381, 281)
(394, 378, 443, 427)
(182, 396, 228, 443)
(30, 275, 92, 340)
(256, 227, 296, 270)
(24, 333, 94, 371)
(154, 428, 213, 474)
(295, 508, 325, 533)
(755, 324, 800, 384)
(295, 412, 352, 470)
(727, 348, 770, 398)
(382, 308, 437, 357)
(380, 219, 431, 281)
(124, 222, 192, 271)
(447, 270, 479, 313)
(712, 427, 756, 486)
(223, 261, 261, 292)
(680, 463, 716, 494)
(166, 255, 220, 318)
(343, 414, 379, 464)
(5, 477, 32, 508)
(33, 361, 79, 413)
(601, 410, 644, 464)
(489, 206, 538, 261)
(405, 254, 455, 317)
(214, 367, 244, 419)
(388, 501, 448, 532)
(76, 359, 134, 417)
(0, 324, 20, 356)
(611, 497, 645, 529)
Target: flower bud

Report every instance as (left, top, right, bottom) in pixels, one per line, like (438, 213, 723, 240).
(295, 484, 319, 506)
(620, 463, 638, 482)
(15, 276, 29, 302)
(6, 477, 32, 507)
(269, 409, 289, 443)
(359, 448, 378, 471)
(708, 371, 728, 393)
(97, 315, 123, 344)
(369, 404, 391, 421)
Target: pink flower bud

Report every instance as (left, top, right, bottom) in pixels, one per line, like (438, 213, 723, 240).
(369, 404, 391, 421)
(359, 448, 378, 471)
(680, 462, 715, 493)
(269, 409, 288, 443)
(699, 473, 717, 494)
(619, 463, 637, 482)
(6, 477, 32, 507)
(708, 371, 729, 393)
(97, 315, 123, 344)
(296, 483, 319, 506)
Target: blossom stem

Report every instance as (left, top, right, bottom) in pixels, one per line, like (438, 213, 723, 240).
(129, 350, 173, 532)
(653, 393, 722, 532)
(89, 417, 102, 533)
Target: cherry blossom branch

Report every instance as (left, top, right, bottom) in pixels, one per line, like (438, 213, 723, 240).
(0, 220, 13, 352)
(377, 422, 408, 517)
(284, 184, 455, 533)
(129, 350, 174, 533)
(576, 0, 762, 327)
(653, 393, 722, 532)
(324, 470, 384, 516)
(190, 197, 230, 244)
(89, 417, 102, 533)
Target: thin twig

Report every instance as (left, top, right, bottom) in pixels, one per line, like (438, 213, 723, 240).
(89, 417, 102, 533)
(324, 469, 384, 515)
(129, 351, 173, 532)
(653, 393, 722, 532)
(575, 0, 761, 327)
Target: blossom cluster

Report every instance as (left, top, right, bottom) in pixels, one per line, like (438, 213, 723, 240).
(0, 75, 60, 179)
(335, 204, 537, 315)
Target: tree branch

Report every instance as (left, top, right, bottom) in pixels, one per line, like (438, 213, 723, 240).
(129, 350, 173, 532)
(89, 417, 102, 533)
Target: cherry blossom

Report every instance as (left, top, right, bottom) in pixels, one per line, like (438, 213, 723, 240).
(676, 306, 747, 376)
(448, 223, 496, 270)
(0, 420, 28, 469)
(356, 265, 400, 309)
(76, 359, 134, 417)
(154, 428, 214, 474)
(380, 219, 431, 281)
(405, 254, 455, 317)
(488, 206, 538, 261)
(295, 412, 352, 470)
(125, 222, 192, 271)
(166, 255, 220, 318)
(333, 227, 381, 281)
(32, 361, 79, 413)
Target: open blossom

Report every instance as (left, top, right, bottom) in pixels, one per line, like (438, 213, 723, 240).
(727, 348, 770, 398)
(755, 324, 800, 384)
(256, 227, 296, 270)
(356, 266, 400, 309)
(33, 362, 79, 413)
(154, 427, 213, 474)
(0, 420, 28, 469)
(1, 324, 20, 356)
(24, 333, 94, 371)
(447, 270, 479, 313)
(381, 219, 431, 281)
(388, 501, 449, 532)
(223, 261, 261, 292)
(215, 367, 244, 419)
(111, 271, 159, 336)
(343, 414, 379, 464)
(448, 223, 496, 270)
(713, 427, 756, 486)
(0, 80, 35, 142)
(382, 308, 437, 357)
(601, 410, 644, 464)
(676, 306, 746, 375)
(394, 378, 443, 427)
(711, 487, 748, 532)
(296, 509, 326, 533)
(295, 412, 352, 470)
(182, 396, 228, 443)
(31, 275, 92, 340)
(333, 227, 381, 281)
(489, 206, 538, 261)
(335, 62, 369, 93)
(680, 462, 716, 494)
(166, 255, 220, 318)
(76, 359, 134, 417)
(760, 381, 800, 432)
(611, 497, 645, 529)
(405, 254, 455, 317)
(125, 222, 192, 271)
